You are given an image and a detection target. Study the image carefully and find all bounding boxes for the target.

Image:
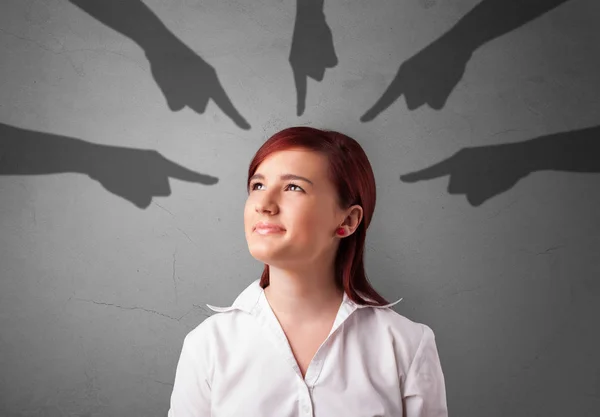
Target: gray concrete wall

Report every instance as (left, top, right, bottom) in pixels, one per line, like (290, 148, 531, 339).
(1, 0, 599, 416)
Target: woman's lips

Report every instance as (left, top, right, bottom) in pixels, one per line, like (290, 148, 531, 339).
(254, 224, 285, 235)
(255, 228, 285, 235)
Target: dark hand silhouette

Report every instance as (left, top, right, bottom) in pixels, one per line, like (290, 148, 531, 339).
(400, 126, 600, 206)
(144, 38, 251, 129)
(361, 0, 571, 121)
(0, 122, 218, 209)
(86, 144, 218, 209)
(401, 142, 531, 206)
(361, 34, 473, 120)
(289, 0, 338, 116)
(69, 0, 250, 130)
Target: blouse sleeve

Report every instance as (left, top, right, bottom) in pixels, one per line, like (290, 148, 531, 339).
(167, 333, 212, 417)
(402, 324, 448, 417)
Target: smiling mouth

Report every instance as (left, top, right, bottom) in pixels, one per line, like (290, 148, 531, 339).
(254, 227, 285, 235)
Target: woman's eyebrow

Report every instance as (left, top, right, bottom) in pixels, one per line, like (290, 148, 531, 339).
(249, 173, 314, 185)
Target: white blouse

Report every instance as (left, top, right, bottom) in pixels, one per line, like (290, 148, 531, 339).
(168, 279, 448, 417)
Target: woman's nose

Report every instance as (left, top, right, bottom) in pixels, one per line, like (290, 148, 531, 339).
(256, 201, 277, 214)
(255, 194, 278, 214)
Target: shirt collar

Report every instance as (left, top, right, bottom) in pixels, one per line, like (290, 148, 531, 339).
(206, 279, 403, 314)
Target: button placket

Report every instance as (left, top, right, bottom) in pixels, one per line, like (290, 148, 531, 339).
(301, 399, 312, 416)
(298, 384, 313, 416)
(304, 351, 324, 387)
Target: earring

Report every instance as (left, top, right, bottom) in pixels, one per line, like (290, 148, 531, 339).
(336, 227, 345, 236)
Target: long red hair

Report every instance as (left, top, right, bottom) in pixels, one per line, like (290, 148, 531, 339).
(247, 126, 389, 306)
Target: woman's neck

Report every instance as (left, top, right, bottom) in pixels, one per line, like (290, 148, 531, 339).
(263, 265, 344, 324)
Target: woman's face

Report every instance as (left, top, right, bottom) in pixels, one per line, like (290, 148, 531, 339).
(244, 148, 358, 269)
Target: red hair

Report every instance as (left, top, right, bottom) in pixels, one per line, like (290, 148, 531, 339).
(247, 126, 389, 306)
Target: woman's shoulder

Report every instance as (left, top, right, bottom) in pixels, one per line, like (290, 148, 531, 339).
(368, 306, 436, 349)
(182, 308, 252, 348)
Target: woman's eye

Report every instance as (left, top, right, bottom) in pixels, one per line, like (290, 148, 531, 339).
(286, 183, 304, 192)
(249, 183, 304, 192)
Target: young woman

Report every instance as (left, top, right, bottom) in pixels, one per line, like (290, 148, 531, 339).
(168, 127, 448, 417)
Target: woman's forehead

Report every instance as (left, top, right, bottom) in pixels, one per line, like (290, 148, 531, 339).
(258, 149, 328, 172)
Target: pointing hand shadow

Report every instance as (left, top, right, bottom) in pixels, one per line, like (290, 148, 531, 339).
(360, 0, 571, 121)
(0, 123, 218, 209)
(401, 140, 530, 206)
(144, 38, 251, 130)
(289, 0, 338, 116)
(69, 0, 250, 130)
(361, 34, 473, 120)
(400, 126, 600, 206)
(86, 143, 218, 209)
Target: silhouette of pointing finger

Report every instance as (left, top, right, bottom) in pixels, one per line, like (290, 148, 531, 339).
(289, 0, 338, 116)
(0, 122, 219, 209)
(144, 37, 252, 130)
(69, 0, 251, 130)
(360, 73, 405, 122)
(400, 157, 454, 183)
(208, 77, 252, 130)
(158, 152, 219, 185)
(291, 64, 309, 117)
(360, 0, 571, 121)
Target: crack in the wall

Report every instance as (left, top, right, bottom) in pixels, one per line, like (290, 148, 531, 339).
(176, 227, 196, 246)
(487, 196, 519, 219)
(153, 201, 174, 216)
(172, 249, 178, 302)
(72, 296, 187, 321)
(149, 378, 173, 387)
(0, 26, 64, 54)
(535, 244, 565, 255)
(71, 295, 213, 324)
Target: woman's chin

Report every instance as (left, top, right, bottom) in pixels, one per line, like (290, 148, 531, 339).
(249, 245, 294, 266)
(248, 246, 276, 264)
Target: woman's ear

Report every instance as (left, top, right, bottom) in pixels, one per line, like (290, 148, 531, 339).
(342, 205, 363, 236)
